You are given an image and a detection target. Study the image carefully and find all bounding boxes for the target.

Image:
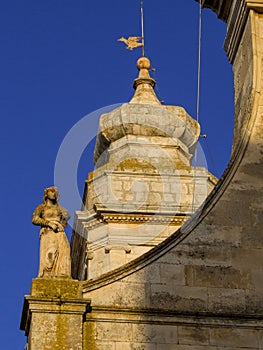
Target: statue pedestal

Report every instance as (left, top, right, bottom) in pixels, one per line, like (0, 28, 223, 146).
(20, 278, 91, 350)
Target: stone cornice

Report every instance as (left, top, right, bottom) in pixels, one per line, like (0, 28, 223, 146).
(224, 0, 249, 63)
(89, 306, 263, 327)
(100, 214, 187, 226)
(196, 1, 263, 63)
(76, 207, 189, 230)
(195, 0, 232, 22)
(246, 0, 263, 12)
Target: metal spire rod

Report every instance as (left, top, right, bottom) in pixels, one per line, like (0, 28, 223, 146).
(141, 1, 145, 56)
(196, 0, 203, 123)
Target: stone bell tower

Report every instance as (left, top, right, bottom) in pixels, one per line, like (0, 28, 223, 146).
(71, 57, 217, 280)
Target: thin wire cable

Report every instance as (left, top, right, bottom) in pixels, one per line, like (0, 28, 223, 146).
(196, 1, 219, 180)
(203, 137, 220, 177)
(192, 0, 203, 214)
(196, 0, 203, 123)
(151, 68, 165, 104)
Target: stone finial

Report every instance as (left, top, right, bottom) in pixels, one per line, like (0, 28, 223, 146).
(136, 57, 151, 78)
(130, 57, 161, 105)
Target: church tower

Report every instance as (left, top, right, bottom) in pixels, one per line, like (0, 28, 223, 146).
(70, 56, 217, 280)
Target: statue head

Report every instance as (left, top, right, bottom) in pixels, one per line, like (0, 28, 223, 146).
(43, 186, 60, 203)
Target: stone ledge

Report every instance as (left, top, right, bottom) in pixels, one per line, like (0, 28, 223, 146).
(86, 306, 263, 327)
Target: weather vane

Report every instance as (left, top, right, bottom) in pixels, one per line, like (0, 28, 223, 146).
(118, 1, 145, 57)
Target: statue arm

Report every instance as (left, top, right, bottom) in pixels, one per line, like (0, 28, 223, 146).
(32, 205, 50, 227)
(60, 206, 70, 228)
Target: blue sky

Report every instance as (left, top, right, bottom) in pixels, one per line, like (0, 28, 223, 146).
(0, 1, 233, 348)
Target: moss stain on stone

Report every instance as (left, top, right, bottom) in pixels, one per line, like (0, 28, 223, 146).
(30, 278, 82, 298)
(54, 313, 67, 350)
(83, 319, 96, 350)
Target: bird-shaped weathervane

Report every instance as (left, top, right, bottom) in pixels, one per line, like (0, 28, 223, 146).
(118, 2, 145, 56)
(118, 36, 143, 51)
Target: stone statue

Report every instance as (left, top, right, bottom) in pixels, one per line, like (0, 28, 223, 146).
(32, 186, 71, 278)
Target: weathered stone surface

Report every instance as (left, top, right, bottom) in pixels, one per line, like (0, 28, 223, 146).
(132, 324, 178, 344)
(95, 321, 133, 341)
(29, 312, 84, 350)
(185, 265, 252, 289)
(178, 326, 210, 345)
(207, 288, 246, 313)
(210, 327, 259, 348)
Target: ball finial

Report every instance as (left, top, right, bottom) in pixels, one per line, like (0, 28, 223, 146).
(137, 57, 151, 70)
